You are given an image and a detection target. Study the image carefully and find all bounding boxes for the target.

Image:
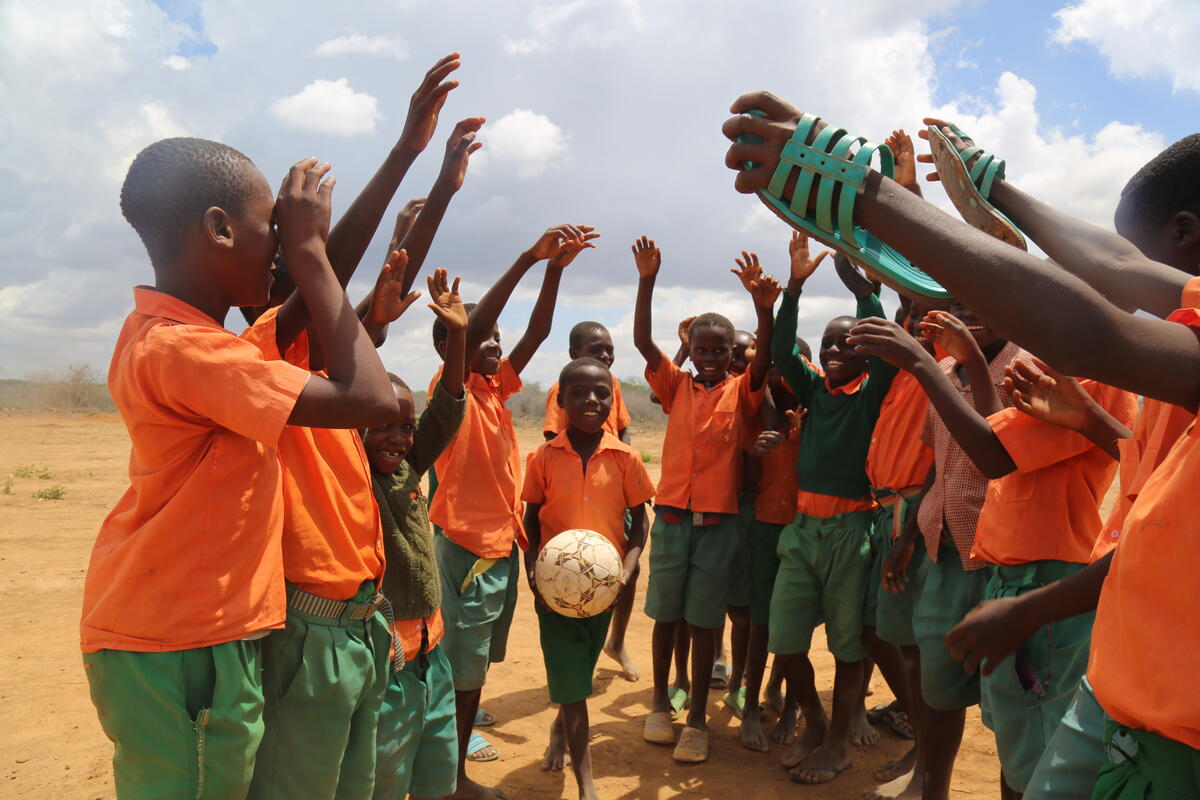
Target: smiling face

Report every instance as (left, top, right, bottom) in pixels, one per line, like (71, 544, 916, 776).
(689, 325, 733, 383)
(559, 364, 613, 434)
(820, 317, 867, 387)
(947, 302, 1001, 349)
(363, 385, 416, 475)
(730, 330, 754, 375)
(469, 323, 503, 375)
(571, 329, 615, 369)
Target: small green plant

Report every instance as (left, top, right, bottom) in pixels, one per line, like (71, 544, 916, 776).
(2, 477, 12, 495)
(32, 485, 66, 501)
(11, 464, 52, 479)
(640, 451, 652, 463)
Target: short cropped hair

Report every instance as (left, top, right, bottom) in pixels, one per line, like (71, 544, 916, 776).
(120, 137, 257, 268)
(559, 357, 612, 391)
(432, 302, 477, 346)
(568, 321, 608, 351)
(795, 338, 812, 360)
(386, 371, 410, 392)
(1121, 134, 1200, 224)
(688, 312, 735, 341)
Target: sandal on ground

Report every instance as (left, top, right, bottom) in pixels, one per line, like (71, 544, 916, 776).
(926, 123, 1027, 250)
(710, 661, 730, 689)
(466, 731, 499, 762)
(886, 709, 915, 740)
(723, 686, 747, 720)
(668, 687, 690, 719)
(643, 711, 676, 745)
(474, 707, 496, 727)
(673, 726, 710, 763)
(866, 701, 899, 726)
(740, 110, 952, 304)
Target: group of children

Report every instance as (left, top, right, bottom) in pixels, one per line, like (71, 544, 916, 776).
(78, 48, 1200, 800)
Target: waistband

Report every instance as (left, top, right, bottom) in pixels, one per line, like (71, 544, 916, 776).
(286, 583, 406, 672)
(871, 485, 923, 505)
(1103, 721, 1200, 793)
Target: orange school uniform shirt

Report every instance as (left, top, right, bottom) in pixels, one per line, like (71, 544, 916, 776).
(240, 324, 385, 601)
(522, 432, 656, 556)
(645, 358, 764, 515)
(867, 369, 934, 493)
(971, 380, 1138, 566)
(755, 426, 801, 525)
(429, 359, 525, 557)
(80, 292, 310, 653)
(395, 612, 445, 664)
(543, 380, 632, 439)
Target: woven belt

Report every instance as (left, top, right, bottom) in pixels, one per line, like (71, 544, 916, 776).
(286, 585, 387, 621)
(871, 486, 923, 539)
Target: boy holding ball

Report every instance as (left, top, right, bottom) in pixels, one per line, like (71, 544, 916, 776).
(522, 357, 655, 800)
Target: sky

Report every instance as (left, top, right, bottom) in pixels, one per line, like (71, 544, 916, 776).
(2, 0, 1198, 389)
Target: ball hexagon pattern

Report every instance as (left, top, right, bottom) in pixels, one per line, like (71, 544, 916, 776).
(534, 528, 623, 619)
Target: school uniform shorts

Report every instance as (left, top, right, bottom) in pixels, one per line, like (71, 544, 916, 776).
(535, 603, 613, 705)
(749, 519, 785, 625)
(912, 540, 989, 710)
(727, 492, 756, 609)
(867, 501, 924, 647)
(768, 509, 874, 662)
(436, 535, 520, 692)
(980, 560, 1094, 794)
(373, 644, 458, 800)
(644, 513, 739, 629)
(1092, 722, 1200, 798)
(1025, 677, 1109, 800)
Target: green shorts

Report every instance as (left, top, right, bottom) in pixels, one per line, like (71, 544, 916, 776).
(644, 513, 739, 629)
(535, 603, 613, 705)
(727, 492, 756, 609)
(870, 501, 924, 647)
(374, 644, 458, 800)
(749, 519, 785, 625)
(1025, 677, 1108, 800)
(980, 561, 1094, 794)
(913, 540, 990, 710)
(1092, 721, 1200, 798)
(83, 640, 264, 799)
(768, 509, 874, 662)
(436, 535, 520, 692)
(249, 581, 392, 800)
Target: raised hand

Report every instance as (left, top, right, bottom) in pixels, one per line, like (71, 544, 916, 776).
(677, 315, 696, 346)
(749, 273, 782, 310)
(366, 250, 421, 326)
(631, 235, 662, 279)
(549, 227, 601, 268)
(1005, 357, 1096, 432)
(438, 117, 485, 191)
(276, 157, 335, 252)
(833, 253, 880, 300)
(387, 198, 426, 251)
(731, 251, 764, 293)
(916, 117, 976, 183)
(846, 317, 929, 371)
(788, 231, 829, 289)
(527, 224, 594, 263)
(885, 129, 919, 192)
(425, 267, 467, 331)
(396, 53, 462, 158)
(919, 309, 984, 365)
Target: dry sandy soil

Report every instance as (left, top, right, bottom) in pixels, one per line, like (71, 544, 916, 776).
(0, 412, 1003, 799)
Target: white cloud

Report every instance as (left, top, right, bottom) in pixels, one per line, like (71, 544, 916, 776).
(479, 109, 570, 178)
(315, 33, 408, 60)
(163, 54, 190, 70)
(270, 78, 381, 136)
(501, 0, 648, 55)
(1053, 0, 1200, 94)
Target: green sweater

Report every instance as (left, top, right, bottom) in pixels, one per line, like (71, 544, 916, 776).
(374, 383, 466, 621)
(771, 291, 897, 501)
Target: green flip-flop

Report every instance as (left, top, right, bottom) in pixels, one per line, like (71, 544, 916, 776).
(669, 687, 690, 719)
(740, 110, 952, 304)
(926, 124, 1027, 250)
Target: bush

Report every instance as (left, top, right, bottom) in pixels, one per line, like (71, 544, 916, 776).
(32, 485, 65, 500)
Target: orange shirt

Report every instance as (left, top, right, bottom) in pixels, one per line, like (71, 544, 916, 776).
(395, 610, 445, 663)
(793, 490, 876, 518)
(971, 380, 1138, 566)
(240, 324, 384, 601)
(428, 359, 525, 557)
(543, 380, 632, 439)
(80, 291, 309, 653)
(645, 358, 763, 515)
(867, 370, 934, 492)
(522, 432, 656, 556)
(755, 427, 801, 525)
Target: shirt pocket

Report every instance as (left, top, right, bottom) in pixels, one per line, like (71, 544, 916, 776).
(993, 470, 1037, 503)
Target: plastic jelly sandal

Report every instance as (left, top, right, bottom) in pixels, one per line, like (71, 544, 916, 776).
(926, 123, 1027, 250)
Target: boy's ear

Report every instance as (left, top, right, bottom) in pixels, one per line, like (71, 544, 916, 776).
(1172, 211, 1200, 250)
(434, 339, 447, 361)
(556, 389, 566, 409)
(202, 207, 235, 250)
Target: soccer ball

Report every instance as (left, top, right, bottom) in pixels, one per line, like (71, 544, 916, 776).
(534, 529, 624, 618)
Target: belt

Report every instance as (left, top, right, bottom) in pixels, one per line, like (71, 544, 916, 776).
(286, 585, 406, 672)
(871, 486, 923, 540)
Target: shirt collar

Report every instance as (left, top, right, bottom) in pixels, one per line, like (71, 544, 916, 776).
(132, 286, 224, 330)
(826, 370, 867, 396)
(548, 429, 628, 456)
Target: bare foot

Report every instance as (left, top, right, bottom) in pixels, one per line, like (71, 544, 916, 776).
(869, 763, 923, 799)
(873, 744, 917, 782)
(739, 706, 771, 752)
(769, 701, 798, 745)
(579, 779, 600, 800)
(790, 744, 851, 785)
(851, 706, 881, 746)
(782, 710, 827, 768)
(603, 640, 640, 682)
(764, 680, 785, 715)
(541, 722, 566, 771)
(451, 776, 511, 800)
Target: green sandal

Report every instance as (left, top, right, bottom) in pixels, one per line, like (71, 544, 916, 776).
(926, 124, 1027, 250)
(742, 110, 952, 304)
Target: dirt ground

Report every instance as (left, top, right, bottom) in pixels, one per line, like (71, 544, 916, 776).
(0, 412, 1003, 799)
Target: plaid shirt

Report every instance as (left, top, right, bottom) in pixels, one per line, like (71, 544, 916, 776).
(917, 342, 1024, 571)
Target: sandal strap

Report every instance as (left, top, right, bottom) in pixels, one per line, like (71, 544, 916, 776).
(958, 145, 1006, 200)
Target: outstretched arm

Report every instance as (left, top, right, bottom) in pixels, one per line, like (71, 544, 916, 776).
(885, 129, 922, 197)
(1006, 358, 1131, 460)
(632, 236, 666, 369)
(731, 250, 780, 390)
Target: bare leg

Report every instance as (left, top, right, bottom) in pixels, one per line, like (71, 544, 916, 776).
(651, 620, 676, 715)
(451, 688, 509, 800)
(770, 673, 800, 745)
(711, 619, 728, 687)
(672, 621, 691, 695)
(853, 657, 881, 746)
(921, 706, 966, 800)
(603, 562, 640, 681)
(685, 622, 717, 732)
(541, 707, 567, 771)
(561, 700, 599, 800)
(739, 620, 771, 752)
(873, 645, 925, 798)
(727, 605, 750, 694)
(765, 659, 786, 714)
(792, 658, 865, 785)
(777, 652, 827, 768)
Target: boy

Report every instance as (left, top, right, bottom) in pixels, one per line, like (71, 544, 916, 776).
(81, 142, 397, 798)
(523, 357, 655, 800)
(369, 269, 469, 800)
(430, 223, 597, 800)
(632, 235, 770, 763)
(540, 321, 642, 682)
(767, 232, 897, 786)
